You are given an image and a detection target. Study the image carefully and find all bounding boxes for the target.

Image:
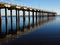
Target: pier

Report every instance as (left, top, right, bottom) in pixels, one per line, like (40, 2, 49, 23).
(0, 2, 56, 38)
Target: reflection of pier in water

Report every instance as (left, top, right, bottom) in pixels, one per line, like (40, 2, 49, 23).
(17, 17, 55, 35)
(0, 2, 56, 38)
(0, 17, 55, 39)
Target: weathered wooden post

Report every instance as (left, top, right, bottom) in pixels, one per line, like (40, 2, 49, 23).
(5, 8, 8, 34)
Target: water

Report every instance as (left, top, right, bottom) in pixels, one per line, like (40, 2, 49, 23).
(1, 16, 60, 45)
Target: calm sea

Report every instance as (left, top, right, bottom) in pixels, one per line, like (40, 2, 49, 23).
(1, 16, 60, 45)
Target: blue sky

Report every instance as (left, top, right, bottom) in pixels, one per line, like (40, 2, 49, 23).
(0, 0, 60, 15)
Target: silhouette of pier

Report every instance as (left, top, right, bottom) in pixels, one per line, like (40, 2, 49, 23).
(0, 2, 56, 38)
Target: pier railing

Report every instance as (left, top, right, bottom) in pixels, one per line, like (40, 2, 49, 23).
(0, 2, 56, 38)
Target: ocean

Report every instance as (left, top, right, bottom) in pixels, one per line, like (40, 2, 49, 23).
(1, 15, 60, 45)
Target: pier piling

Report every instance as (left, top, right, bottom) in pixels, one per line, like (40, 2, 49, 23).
(10, 9, 13, 33)
(23, 10, 25, 30)
(0, 8, 1, 35)
(28, 11, 30, 28)
(16, 9, 18, 32)
(36, 11, 37, 26)
(32, 11, 34, 27)
(18, 10, 20, 30)
(5, 8, 8, 34)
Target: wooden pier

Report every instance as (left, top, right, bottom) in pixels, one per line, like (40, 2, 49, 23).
(0, 2, 57, 38)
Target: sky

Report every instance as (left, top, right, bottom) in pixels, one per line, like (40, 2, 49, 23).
(0, 0, 60, 15)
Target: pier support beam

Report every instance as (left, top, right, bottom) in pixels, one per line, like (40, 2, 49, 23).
(32, 11, 34, 27)
(10, 9, 13, 33)
(23, 10, 25, 30)
(28, 11, 30, 28)
(38, 12, 40, 23)
(5, 8, 8, 34)
(39, 12, 41, 24)
(47, 13, 50, 20)
(36, 11, 37, 26)
(0, 8, 1, 34)
(41, 12, 44, 18)
(18, 10, 20, 30)
(37, 12, 39, 24)
(53, 13, 56, 16)
(47, 13, 49, 17)
(16, 9, 18, 32)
